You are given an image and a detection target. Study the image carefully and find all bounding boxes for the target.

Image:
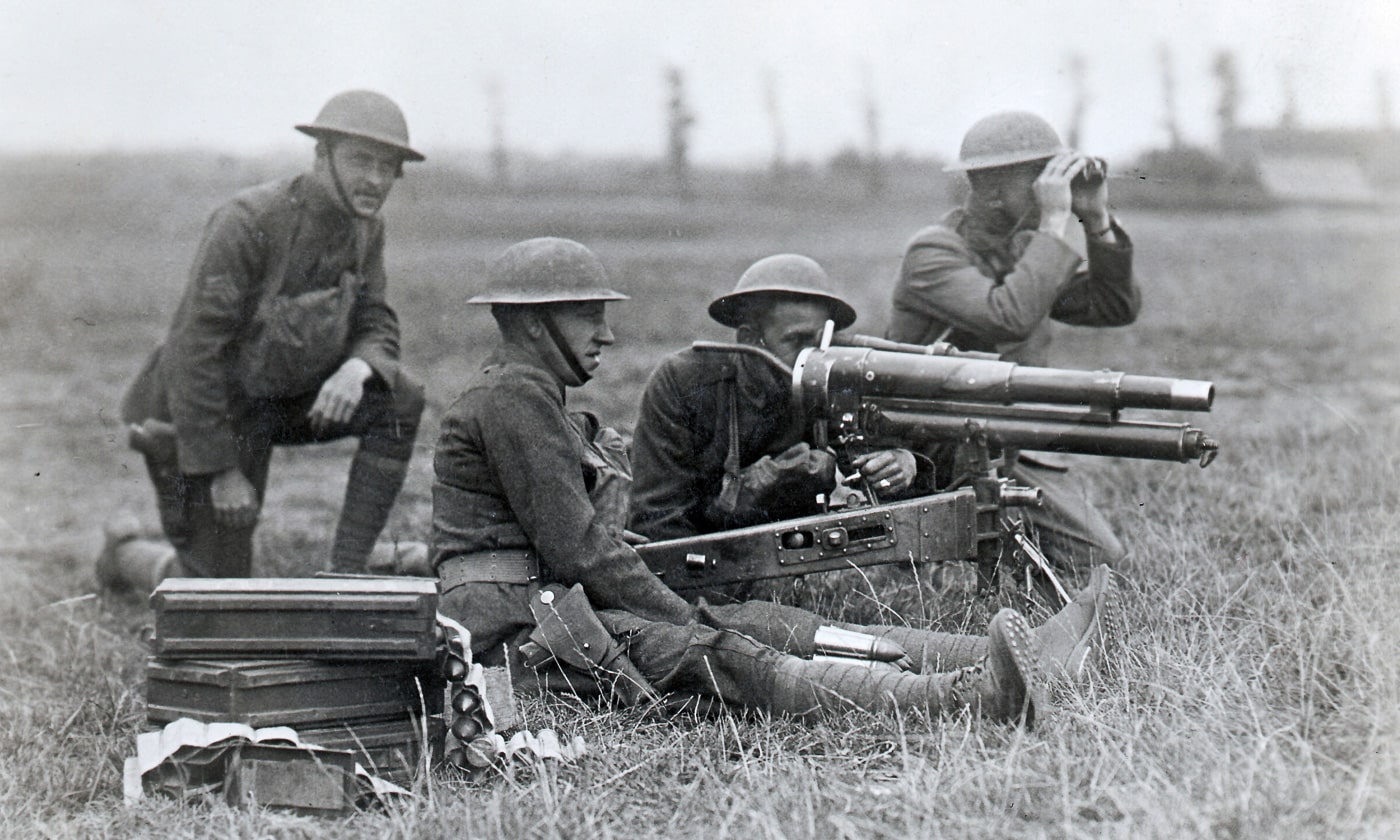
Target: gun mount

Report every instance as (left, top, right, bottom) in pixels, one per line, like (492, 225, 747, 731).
(640, 335, 1220, 605)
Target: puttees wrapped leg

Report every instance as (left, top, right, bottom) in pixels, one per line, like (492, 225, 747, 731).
(771, 609, 1043, 726)
(612, 608, 1043, 726)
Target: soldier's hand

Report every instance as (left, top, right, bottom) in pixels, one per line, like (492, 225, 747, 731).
(308, 357, 373, 434)
(1068, 153, 1111, 234)
(769, 443, 837, 486)
(1034, 152, 1079, 237)
(847, 448, 918, 495)
(210, 468, 259, 529)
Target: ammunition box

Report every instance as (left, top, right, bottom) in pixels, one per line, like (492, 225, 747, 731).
(224, 744, 357, 815)
(298, 716, 446, 783)
(149, 577, 439, 660)
(145, 658, 443, 728)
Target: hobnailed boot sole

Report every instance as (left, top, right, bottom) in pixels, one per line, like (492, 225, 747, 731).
(97, 514, 180, 596)
(1035, 564, 1122, 681)
(969, 608, 1044, 727)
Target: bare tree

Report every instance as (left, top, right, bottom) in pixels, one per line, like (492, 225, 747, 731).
(1211, 50, 1240, 140)
(1378, 69, 1394, 130)
(859, 63, 884, 197)
(1278, 63, 1299, 129)
(1065, 53, 1089, 149)
(1157, 44, 1182, 148)
(763, 69, 788, 184)
(665, 66, 696, 200)
(484, 77, 510, 192)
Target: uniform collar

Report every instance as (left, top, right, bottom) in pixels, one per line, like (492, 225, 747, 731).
(735, 351, 788, 408)
(292, 173, 355, 223)
(486, 341, 568, 400)
(682, 346, 788, 407)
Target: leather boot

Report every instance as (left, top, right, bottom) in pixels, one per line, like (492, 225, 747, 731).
(330, 451, 411, 573)
(855, 564, 1122, 680)
(96, 513, 181, 596)
(1034, 564, 1122, 680)
(771, 609, 1043, 726)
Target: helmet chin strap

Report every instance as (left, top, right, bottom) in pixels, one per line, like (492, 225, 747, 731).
(325, 141, 375, 220)
(539, 310, 591, 386)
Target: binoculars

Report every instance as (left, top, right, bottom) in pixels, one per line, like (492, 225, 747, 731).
(1072, 156, 1108, 186)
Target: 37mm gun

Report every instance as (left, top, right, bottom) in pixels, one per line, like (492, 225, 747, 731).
(637, 331, 1219, 605)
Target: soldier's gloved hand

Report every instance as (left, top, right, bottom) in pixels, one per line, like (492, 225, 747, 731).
(708, 443, 837, 524)
(210, 467, 260, 529)
(308, 357, 373, 434)
(847, 448, 918, 496)
(760, 442, 838, 496)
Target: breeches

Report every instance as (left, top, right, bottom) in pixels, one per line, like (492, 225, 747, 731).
(1010, 458, 1125, 579)
(439, 581, 795, 711)
(438, 581, 985, 711)
(139, 373, 424, 577)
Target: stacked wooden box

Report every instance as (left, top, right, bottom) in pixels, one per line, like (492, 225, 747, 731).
(144, 577, 446, 790)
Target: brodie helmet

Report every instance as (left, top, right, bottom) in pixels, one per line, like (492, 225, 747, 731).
(469, 238, 627, 387)
(943, 111, 1067, 173)
(468, 238, 629, 306)
(708, 254, 857, 330)
(296, 90, 425, 163)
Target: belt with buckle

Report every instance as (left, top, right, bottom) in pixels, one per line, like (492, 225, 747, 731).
(438, 550, 539, 590)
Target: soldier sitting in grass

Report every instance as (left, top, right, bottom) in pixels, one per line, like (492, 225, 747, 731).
(99, 90, 426, 592)
(625, 252, 1122, 678)
(628, 254, 928, 542)
(429, 236, 1116, 723)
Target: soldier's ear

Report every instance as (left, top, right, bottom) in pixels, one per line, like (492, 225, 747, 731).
(522, 310, 547, 339)
(736, 323, 762, 346)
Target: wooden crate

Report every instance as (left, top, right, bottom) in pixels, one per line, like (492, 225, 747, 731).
(298, 716, 446, 783)
(149, 577, 439, 661)
(145, 658, 443, 728)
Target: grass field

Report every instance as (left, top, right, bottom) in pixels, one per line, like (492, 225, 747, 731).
(1, 155, 1398, 838)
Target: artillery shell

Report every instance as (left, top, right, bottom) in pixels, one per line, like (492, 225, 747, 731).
(464, 737, 498, 769)
(452, 688, 481, 714)
(452, 715, 482, 741)
(443, 654, 467, 682)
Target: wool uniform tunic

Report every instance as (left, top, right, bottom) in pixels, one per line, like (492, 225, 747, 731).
(121, 173, 422, 577)
(886, 205, 1141, 573)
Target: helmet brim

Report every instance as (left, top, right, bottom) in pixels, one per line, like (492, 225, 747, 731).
(466, 288, 630, 306)
(943, 148, 1065, 173)
(296, 125, 426, 162)
(708, 288, 857, 330)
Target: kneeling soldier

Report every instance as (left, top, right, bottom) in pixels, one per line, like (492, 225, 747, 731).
(101, 90, 426, 592)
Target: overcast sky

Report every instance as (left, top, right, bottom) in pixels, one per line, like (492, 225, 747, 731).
(3, 0, 1397, 165)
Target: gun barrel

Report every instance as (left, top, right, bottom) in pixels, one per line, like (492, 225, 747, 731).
(795, 346, 1214, 412)
(873, 407, 1219, 464)
(836, 333, 1002, 361)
